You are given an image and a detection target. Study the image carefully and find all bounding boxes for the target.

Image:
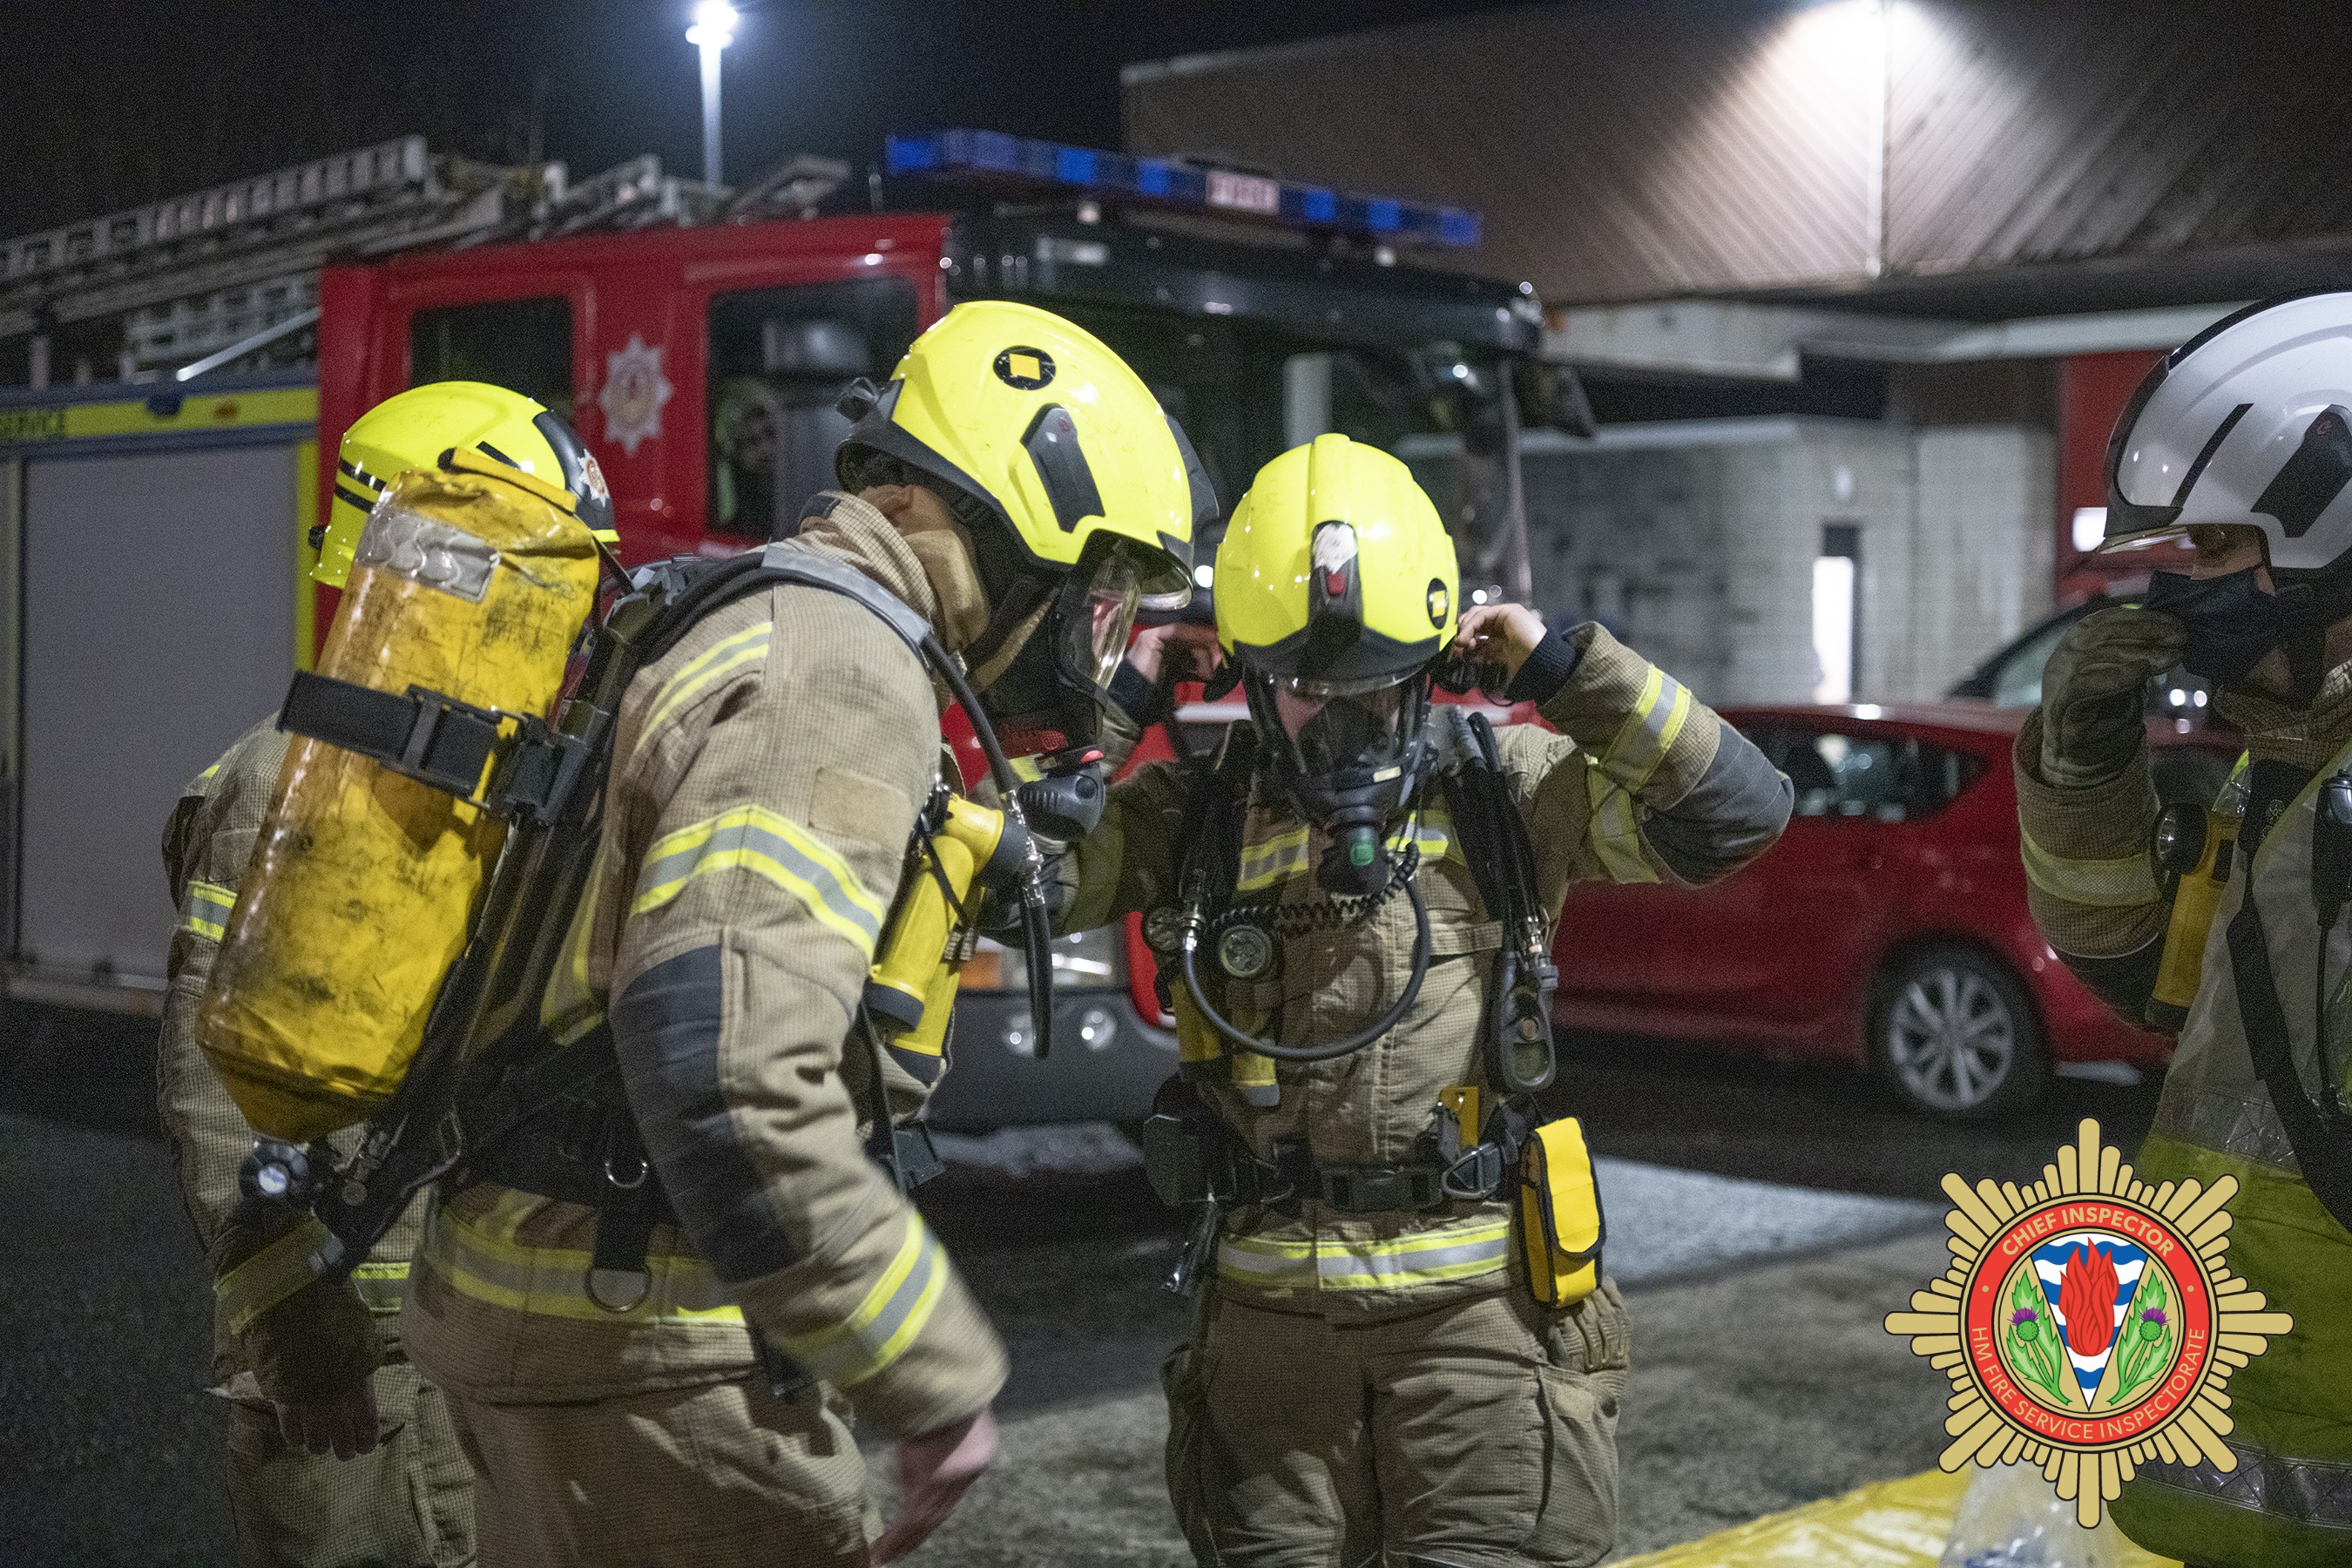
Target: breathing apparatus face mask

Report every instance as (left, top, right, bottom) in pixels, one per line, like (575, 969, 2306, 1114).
(2143, 564, 2350, 704)
(973, 539, 1145, 761)
(1254, 668, 1430, 897)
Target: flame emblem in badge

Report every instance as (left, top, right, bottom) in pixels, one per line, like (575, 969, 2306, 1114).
(1885, 1119, 2291, 1528)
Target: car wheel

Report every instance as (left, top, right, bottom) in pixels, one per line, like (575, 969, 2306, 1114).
(1869, 945, 2048, 1120)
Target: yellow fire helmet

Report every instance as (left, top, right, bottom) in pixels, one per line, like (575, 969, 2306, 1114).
(318, 381, 615, 587)
(835, 300, 1199, 606)
(1217, 433, 1459, 692)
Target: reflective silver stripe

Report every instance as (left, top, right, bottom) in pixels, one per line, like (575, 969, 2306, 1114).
(1233, 810, 1453, 894)
(417, 1195, 742, 1324)
(1598, 665, 1690, 792)
(179, 880, 236, 941)
(1217, 1220, 1513, 1292)
(632, 804, 885, 952)
(2138, 1438, 2352, 1531)
(776, 1216, 948, 1388)
(1317, 1223, 1511, 1290)
(2020, 828, 2161, 909)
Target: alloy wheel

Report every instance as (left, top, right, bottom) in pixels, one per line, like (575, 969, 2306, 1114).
(1884, 963, 2017, 1114)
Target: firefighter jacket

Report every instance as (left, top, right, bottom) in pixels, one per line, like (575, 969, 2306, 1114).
(162, 720, 417, 1400)
(401, 492, 1008, 1439)
(2018, 680, 2352, 1566)
(1064, 625, 1791, 1321)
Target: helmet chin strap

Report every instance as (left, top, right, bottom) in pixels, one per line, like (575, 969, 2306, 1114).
(2273, 559, 2352, 705)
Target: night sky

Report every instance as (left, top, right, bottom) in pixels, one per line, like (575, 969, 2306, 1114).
(3, 0, 1538, 238)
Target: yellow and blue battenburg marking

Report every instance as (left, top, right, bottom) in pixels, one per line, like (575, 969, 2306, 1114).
(632, 804, 887, 952)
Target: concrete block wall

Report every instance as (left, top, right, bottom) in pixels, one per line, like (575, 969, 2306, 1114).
(1508, 419, 2048, 706)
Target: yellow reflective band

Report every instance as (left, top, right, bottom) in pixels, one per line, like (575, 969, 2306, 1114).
(352, 1259, 411, 1314)
(417, 1193, 743, 1326)
(1233, 809, 1454, 894)
(179, 880, 236, 941)
(633, 803, 887, 953)
(2020, 828, 2160, 909)
(1216, 1217, 1513, 1293)
(643, 621, 773, 740)
(1585, 770, 1659, 885)
(1598, 665, 1691, 793)
(216, 1215, 339, 1337)
(197, 762, 221, 785)
(776, 1214, 948, 1389)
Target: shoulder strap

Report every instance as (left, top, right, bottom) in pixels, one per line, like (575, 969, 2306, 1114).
(1175, 722, 1257, 913)
(2227, 864, 2352, 1237)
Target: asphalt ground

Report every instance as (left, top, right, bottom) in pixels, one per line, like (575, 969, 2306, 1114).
(0, 998, 2163, 1565)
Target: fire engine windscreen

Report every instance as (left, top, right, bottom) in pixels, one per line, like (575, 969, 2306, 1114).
(706, 280, 920, 540)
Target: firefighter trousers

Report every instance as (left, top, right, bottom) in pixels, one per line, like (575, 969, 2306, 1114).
(224, 1356, 476, 1568)
(440, 1373, 877, 1567)
(1162, 1281, 1631, 1568)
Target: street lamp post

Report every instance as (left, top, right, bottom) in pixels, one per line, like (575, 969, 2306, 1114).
(686, 1, 737, 188)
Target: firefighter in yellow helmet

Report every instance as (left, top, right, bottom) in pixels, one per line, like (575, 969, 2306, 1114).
(386, 301, 1201, 1564)
(1051, 434, 1791, 1566)
(161, 382, 608, 1565)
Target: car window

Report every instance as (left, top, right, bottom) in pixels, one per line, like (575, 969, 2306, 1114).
(706, 278, 921, 541)
(409, 296, 575, 422)
(1749, 726, 1984, 822)
(1986, 615, 2075, 707)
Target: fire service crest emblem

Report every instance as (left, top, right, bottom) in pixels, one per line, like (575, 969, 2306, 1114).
(1884, 1119, 2291, 1528)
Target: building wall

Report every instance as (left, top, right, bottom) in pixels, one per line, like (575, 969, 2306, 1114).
(1504, 419, 2044, 707)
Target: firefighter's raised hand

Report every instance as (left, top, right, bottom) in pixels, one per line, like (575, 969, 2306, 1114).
(871, 1405, 999, 1563)
(1125, 622, 1221, 687)
(1451, 602, 1548, 683)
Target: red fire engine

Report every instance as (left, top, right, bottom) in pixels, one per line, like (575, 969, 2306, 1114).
(0, 130, 1574, 1127)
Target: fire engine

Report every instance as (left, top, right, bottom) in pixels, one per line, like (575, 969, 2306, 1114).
(0, 129, 1578, 1127)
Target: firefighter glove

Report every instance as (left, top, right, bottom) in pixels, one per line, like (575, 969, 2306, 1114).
(2038, 606, 2186, 787)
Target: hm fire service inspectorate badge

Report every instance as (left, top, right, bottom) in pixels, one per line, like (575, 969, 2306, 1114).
(1885, 1119, 2293, 1528)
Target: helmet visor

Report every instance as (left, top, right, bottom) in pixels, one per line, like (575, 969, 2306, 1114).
(1059, 544, 1144, 695)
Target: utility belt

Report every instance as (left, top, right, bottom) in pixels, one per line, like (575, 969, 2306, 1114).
(1142, 1087, 1605, 1305)
(1180, 1133, 1516, 1215)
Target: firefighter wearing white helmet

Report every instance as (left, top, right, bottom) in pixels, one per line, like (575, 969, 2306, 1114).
(389, 301, 1200, 1564)
(2020, 291, 2352, 1566)
(1049, 435, 1791, 1566)
(158, 379, 602, 1567)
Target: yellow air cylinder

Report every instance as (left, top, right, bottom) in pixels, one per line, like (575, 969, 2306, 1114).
(200, 456, 601, 1140)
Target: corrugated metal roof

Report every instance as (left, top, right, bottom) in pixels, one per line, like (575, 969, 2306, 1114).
(1125, 0, 1876, 301)
(1124, 0, 2352, 310)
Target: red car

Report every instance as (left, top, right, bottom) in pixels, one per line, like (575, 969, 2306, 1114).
(1551, 702, 2235, 1119)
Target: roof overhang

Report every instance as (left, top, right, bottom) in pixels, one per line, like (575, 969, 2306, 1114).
(1545, 299, 2246, 382)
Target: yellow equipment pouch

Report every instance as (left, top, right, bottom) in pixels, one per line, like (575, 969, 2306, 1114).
(1518, 1116, 1605, 1307)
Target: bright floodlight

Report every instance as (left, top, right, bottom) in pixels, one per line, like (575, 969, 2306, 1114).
(686, 0, 736, 47)
(687, 2, 736, 186)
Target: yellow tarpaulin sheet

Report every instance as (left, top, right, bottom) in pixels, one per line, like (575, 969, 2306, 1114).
(1619, 1469, 2183, 1568)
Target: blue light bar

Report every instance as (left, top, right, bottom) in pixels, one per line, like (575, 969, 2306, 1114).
(884, 129, 1482, 250)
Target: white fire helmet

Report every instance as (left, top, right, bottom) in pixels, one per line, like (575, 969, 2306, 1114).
(2103, 291, 2352, 578)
